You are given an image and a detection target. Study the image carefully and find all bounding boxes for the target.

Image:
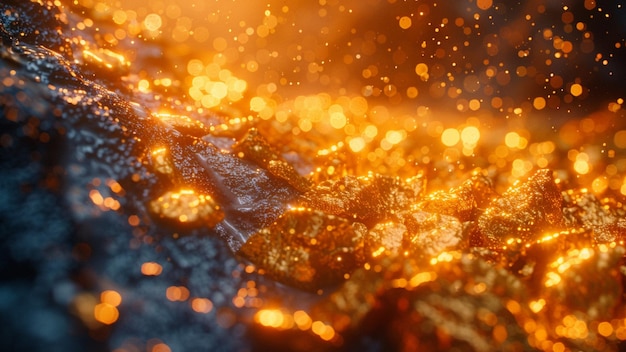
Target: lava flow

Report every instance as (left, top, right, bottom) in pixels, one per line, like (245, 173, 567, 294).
(2, 1, 626, 352)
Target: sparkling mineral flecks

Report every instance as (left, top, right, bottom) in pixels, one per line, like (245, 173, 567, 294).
(149, 189, 224, 227)
(4, 0, 626, 351)
(239, 207, 366, 291)
(150, 147, 174, 175)
(478, 169, 566, 249)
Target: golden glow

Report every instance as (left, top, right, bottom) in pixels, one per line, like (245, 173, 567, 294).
(293, 310, 312, 330)
(408, 271, 437, 288)
(529, 299, 546, 313)
(187, 58, 247, 109)
(141, 262, 163, 276)
(461, 126, 480, 147)
(398, 16, 412, 29)
(544, 271, 561, 287)
(191, 298, 214, 313)
(505, 300, 521, 315)
(149, 189, 224, 226)
(62, 1, 626, 349)
(143, 14, 163, 31)
(441, 128, 460, 146)
(94, 303, 119, 325)
(255, 309, 294, 330)
(533, 97, 546, 110)
(348, 137, 366, 153)
(415, 63, 429, 80)
(476, 0, 493, 10)
(257, 309, 284, 327)
(556, 315, 589, 339)
(311, 321, 336, 341)
(92, 289, 123, 325)
(101, 290, 122, 307)
(598, 321, 614, 337)
(151, 147, 174, 175)
(88, 189, 121, 211)
(166, 286, 190, 301)
(505, 132, 524, 149)
(570, 83, 583, 97)
(573, 152, 590, 174)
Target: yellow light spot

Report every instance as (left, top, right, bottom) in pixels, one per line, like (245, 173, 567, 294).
(579, 247, 592, 260)
(511, 158, 533, 177)
(298, 119, 313, 132)
(433, 251, 456, 263)
(371, 246, 386, 258)
(329, 111, 347, 129)
(94, 303, 119, 325)
(256, 309, 284, 328)
(349, 137, 366, 153)
(415, 63, 429, 80)
(476, 0, 493, 10)
(573, 159, 590, 175)
(598, 322, 614, 337)
(103, 197, 120, 211)
(112, 10, 128, 25)
(311, 321, 336, 341)
(208, 81, 226, 99)
(441, 128, 460, 146)
(533, 97, 546, 110)
(159, 78, 172, 87)
(128, 214, 140, 226)
(191, 298, 214, 313)
(505, 132, 520, 148)
(399, 16, 412, 29)
(166, 286, 190, 301)
(107, 180, 122, 194)
(293, 310, 312, 330)
(101, 290, 122, 307)
(138, 79, 150, 93)
(141, 262, 163, 276)
(472, 282, 487, 294)
(250, 96, 267, 112)
(143, 14, 162, 31)
(505, 300, 521, 315)
(461, 126, 480, 147)
(89, 190, 104, 205)
(529, 299, 546, 313)
(385, 130, 405, 145)
(570, 83, 583, 97)
(409, 271, 437, 287)
(544, 271, 561, 287)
